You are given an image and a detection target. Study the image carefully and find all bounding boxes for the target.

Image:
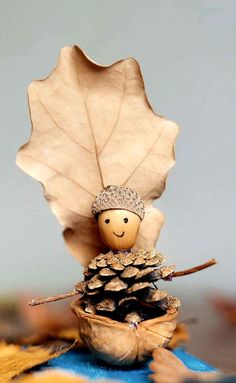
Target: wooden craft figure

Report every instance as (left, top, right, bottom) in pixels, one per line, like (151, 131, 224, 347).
(16, 45, 216, 366)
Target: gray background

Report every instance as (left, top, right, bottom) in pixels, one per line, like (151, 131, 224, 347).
(1, 1, 235, 360)
(1, 0, 235, 366)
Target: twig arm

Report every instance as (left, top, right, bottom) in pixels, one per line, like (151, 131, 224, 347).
(28, 260, 217, 306)
(173, 258, 217, 278)
(28, 289, 80, 306)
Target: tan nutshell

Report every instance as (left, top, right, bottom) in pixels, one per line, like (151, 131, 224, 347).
(71, 299, 178, 366)
(16, 45, 179, 265)
(98, 209, 141, 250)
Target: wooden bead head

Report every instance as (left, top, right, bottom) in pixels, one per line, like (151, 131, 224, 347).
(98, 209, 141, 250)
(92, 185, 145, 251)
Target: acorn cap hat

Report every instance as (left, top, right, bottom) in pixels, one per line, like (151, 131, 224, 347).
(91, 185, 145, 220)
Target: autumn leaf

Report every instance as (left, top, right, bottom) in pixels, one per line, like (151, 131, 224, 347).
(150, 348, 219, 383)
(19, 295, 77, 333)
(210, 295, 236, 327)
(15, 370, 120, 383)
(14, 371, 88, 383)
(167, 323, 189, 350)
(0, 341, 76, 380)
(16, 45, 179, 265)
(21, 327, 84, 348)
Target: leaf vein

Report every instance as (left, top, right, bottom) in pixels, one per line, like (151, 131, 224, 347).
(98, 62, 126, 155)
(50, 199, 91, 220)
(21, 152, 96, 197)
(37, 98, 93, 154)
(122, 125, 165, 186)
(74, 70, 105, 189)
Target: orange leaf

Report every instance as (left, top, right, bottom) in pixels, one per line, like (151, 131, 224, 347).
(167, 323, 189, 349)
(0, 341, 76, 380)
(150, 348, 219, 383)
(15, 370, 119, 383)
(22, 327, 84, 348)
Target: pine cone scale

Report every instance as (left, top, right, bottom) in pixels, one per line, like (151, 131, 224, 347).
(104, 277, 128, 292)
(78, 249, 180, 323)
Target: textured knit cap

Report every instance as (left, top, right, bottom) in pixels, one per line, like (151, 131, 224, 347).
(91, 185, 145, 220)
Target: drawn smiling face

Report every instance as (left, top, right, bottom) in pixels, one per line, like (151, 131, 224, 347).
(98, 209, 141, 250)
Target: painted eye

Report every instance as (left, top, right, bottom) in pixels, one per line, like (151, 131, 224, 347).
(105, 219, 110, 224)
(123, 217, 128, 223)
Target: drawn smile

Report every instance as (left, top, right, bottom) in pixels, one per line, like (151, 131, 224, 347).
(113, 231, 125, 238)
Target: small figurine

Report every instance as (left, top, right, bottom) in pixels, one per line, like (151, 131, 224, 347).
(16, 46, 216, 366)
(72, 185, 180, 365)
(76, 184, 180, 324)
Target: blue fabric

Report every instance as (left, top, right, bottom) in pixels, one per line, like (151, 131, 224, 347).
(39, 348, 217, 383)
(173, 348, 216, 373)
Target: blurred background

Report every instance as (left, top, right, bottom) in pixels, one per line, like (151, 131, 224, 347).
(0, 0, 235, 372)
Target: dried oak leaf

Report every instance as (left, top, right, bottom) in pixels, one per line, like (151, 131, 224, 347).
(19, 295, 78, 333)
(0, 340, 76, 380)
(21, 327, 84, 348)
(14, 371, 87, 383)
(150, 348, 219, 383)
(16, 45, 179, 265)
(167, 323, 189, 349)
(210, 295, 236, 327)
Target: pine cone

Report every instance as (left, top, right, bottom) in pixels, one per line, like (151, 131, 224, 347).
(75, 250, 181, 324)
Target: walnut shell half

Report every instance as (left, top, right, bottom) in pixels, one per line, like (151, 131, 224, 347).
(71, 299, 179, 366)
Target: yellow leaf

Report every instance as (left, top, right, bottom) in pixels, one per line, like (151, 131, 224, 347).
(14, 370, 88, 383)
(15, 370, 120, 383)
(0, 341, 75, 380)
(55, 327, 82, 342)
(21, 327, 84, 348)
